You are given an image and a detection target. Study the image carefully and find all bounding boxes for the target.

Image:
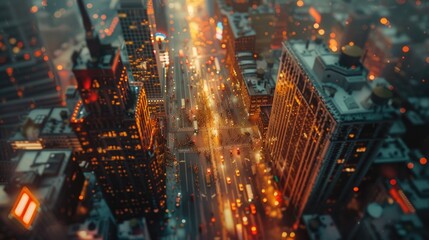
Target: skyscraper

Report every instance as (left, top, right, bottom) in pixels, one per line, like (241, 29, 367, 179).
(71, 0, 166, 230)
(118, 0, 165, 115)
(0, 0, 62, 159)
(266, 40, 396, 228)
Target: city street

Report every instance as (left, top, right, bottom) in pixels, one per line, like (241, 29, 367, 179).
(162, 0, 285, 239)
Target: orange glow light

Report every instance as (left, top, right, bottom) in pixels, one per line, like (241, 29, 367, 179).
(313, 23, 319, 29)
(10, 187, 40, 229)
(353, 187, 359, 192)
(30, 6, 38, 13)
(56, 65, 63, 71)
(296, 0, 304, 7)
(407, 162, 414, 169)
(318, 29, 325, 35)
(390, 179, 397, 185)
(309, 6, 321, 23)
(420, 157, 427, 165)
(402, 45, 410, 53)
(369, 74, 375, 80)
(380, 17, 389, 25)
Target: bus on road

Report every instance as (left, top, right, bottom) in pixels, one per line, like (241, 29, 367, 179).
(246, 184, 254, 202)
(181, 98, 185, 109)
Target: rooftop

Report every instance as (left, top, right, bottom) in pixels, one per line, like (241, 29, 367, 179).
(40, 108, 74, 135)
(287, 40, 396, 121)
(362, 203, 425, 240)
(224, 12, 256, 39)
(236, 51, 278, 97)
(0, 149, 72, 210)
(374, 138, 410, 164)
(302, 214, 342, 240)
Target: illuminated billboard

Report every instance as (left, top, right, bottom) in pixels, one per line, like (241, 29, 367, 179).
(10, 186, 40, 229)
(216, 22, 223, 40)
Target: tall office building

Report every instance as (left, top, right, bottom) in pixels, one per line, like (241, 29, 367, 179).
(71, 0, 166, 233)
(118, 0, 165, 115)
(266, 40, 395, 228)
(0, 0, 62, 160)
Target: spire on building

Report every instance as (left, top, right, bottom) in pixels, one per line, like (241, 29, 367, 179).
(76, 0, 101, 61)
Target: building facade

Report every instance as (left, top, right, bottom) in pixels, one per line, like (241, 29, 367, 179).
(266, 40, 395, 228)
(0, 0, 62, 160)
(70, 1, 166, 235)
(118, 0, 165, 115)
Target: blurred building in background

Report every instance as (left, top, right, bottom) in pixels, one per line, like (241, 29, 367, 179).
(0, 149, 84, 240)
(0, 0, 63, 161)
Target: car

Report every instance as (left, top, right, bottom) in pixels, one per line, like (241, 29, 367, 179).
(207, 168, 211, 174)
(220, 155, 224, 164)
(251, 226, 257, 235)
(242, 216, 248, 226)
(250, 203, 256, 215)
(176, 192, 181, 207)
(244, 207, 250, 215)
(236, 198, 242, 207)
(226, 177, 231, 184)
(190, 193, 195, 202)
(237, 148, 240, 155)
(239, 184, 244, 191)
(235, 169, 240, 177)
(230, 202, 237, 211)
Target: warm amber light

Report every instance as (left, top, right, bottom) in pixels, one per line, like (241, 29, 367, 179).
(402, 45, 410, 53)
(10, 187, 40, 229)
(380, 17, 389, 25)
(14, 193, 29, 217)
(30, 6, 38, 13)
(369, 74, 375, 80)
(23, 202, 37, 224)
(296, 0, 304, 7)
(313, 23, 319, 29)
(318, 29, 325, 35)
(353, 187, 359, 192)
(420, 157, 427, 165)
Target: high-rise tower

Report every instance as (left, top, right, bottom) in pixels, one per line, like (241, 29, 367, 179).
(118, 0, 165, 115)
(0, 0, 62, 159)
(266, 40, 396, 228)
(71, 0, 166, 232)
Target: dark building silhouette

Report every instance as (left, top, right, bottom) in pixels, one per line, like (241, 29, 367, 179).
(70, 0, 166, 236)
